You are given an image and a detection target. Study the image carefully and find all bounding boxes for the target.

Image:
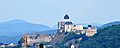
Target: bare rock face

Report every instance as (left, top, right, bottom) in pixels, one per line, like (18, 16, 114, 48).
(50, 31, 67, 48)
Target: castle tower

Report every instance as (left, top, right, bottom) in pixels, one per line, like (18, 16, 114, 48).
(58, 14, 73, 32)
(64, 14, 73, 32)
(64, 14, 70, 22)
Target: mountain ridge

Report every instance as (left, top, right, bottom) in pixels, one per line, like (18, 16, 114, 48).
(0, 19, 51, 36)
(0, 19, 54, 44)
(100, 21, 120, 28)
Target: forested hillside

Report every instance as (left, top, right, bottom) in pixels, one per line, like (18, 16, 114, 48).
(79, 24, 120, 48)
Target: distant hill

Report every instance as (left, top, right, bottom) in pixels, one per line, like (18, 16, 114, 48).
(52, 25, 58, 29)
(0, 19, 56, 44)
(100, 21, 120, 28)
(0, 36, 21, 44)
(36, 29, 57, 34)
(0, 19, 50, 36)
(28, 29, 57, 35)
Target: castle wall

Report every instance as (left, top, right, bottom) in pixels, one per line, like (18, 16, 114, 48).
(26, 34, 52, 45)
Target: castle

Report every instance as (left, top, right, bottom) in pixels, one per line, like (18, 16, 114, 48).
(58, 14, 97, 36)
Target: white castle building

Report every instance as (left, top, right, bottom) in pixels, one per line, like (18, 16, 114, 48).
(58, 14, 97, 36)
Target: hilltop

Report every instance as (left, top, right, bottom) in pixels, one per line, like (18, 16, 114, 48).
(53, 24, 120, 48)
(0, 19, 50, 36)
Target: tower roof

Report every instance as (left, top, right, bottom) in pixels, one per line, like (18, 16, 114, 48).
(65, 22, 73, 25)
(64, 14, 69, 19)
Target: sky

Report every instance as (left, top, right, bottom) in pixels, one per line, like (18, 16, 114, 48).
(0, 0, 120, 27)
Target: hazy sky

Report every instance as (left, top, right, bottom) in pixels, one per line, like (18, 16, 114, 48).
(0, 0, 120, 27)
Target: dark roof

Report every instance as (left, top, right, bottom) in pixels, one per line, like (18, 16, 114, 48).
(65, 22, 73, 25)
(64, 14, 69, 19)
(83, 27, 88, 29)
(88, 25, 92, 27)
